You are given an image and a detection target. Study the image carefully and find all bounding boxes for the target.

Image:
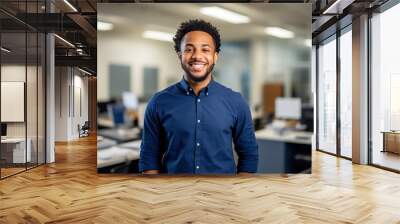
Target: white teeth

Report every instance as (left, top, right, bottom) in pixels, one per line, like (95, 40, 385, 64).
(192, 64, 204, 70)
(190, 62, 205, 65)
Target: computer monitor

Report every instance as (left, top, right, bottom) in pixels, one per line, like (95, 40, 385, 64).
(1, 123, 7, 137)
(97, 99, 116, 115)
(111, 104, 125, 127)
(275, 97, 301, 120)
(122, 92, 138, 110)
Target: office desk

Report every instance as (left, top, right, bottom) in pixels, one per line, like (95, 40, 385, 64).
(97, 137, 117, 150)
(98, 128, 141, 144)
(97, 140, 141, 169)
(255, 129, 312, 173)
(98, 116, 114, 129)
(1, 138, 32, 164)
(381, 131, 400, 154)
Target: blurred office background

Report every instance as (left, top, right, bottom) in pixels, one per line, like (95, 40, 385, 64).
(97, 3, 312, 173)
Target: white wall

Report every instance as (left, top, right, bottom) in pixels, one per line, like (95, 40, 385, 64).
(98, 31, 182, 101)
(55, 67, 89, 141)
(55, 67, 68, 141)
(73, 74, 89, 137)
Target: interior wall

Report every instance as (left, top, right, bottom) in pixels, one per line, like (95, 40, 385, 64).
(55, 67, 69, 141)
(55, 67, 89, 141)
(73, 73, 89, 137)
(97, 31, 181, 101)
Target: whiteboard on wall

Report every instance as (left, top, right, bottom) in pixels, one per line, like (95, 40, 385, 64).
(1, 82, 25, 122)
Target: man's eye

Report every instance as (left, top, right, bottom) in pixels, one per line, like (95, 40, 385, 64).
(203, 49, 210, 52)
(185, 48, 192, 52)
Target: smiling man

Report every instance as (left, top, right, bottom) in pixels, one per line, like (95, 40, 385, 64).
(139, 19, 258, 174)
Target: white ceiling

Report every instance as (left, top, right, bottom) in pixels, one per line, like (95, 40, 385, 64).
(98, 3, 311, 41)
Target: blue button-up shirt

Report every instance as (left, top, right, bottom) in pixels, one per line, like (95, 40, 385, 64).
(139, 78, 258, 174)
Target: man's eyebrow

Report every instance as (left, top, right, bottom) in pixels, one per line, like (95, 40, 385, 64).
(184, 43, 212, 47)
(184, 43, 194, 47)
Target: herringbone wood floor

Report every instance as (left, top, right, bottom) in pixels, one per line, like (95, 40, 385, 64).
(1, 135, 400, 223)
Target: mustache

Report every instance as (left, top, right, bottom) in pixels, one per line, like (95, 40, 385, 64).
(188, 60, 207, 64)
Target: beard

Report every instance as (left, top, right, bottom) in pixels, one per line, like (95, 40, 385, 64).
(181, 62, 215, 83)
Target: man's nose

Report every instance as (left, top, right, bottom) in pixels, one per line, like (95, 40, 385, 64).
(191, 49, 202, 59)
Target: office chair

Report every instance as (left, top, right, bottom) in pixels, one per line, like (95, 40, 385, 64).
(78, 121, 90, 138)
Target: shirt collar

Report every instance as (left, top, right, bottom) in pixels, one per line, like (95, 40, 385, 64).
(178, 77, 191, 92)
(178, 76, 216, 96)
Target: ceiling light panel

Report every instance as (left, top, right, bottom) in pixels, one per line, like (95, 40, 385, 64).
(200, 7, 250, 24)
(264, 27, 295, 39)
(143, 30, 174, 42)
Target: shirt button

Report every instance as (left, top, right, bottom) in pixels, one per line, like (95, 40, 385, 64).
(189, 88, 192, 91)
(186, 92, 189, 95)
(197, 142, 200, 147)
(197, 99, 200, 102)
(197, 119, 200, 123)
(206, 92, 209, 96)
(196, 166, 200, 169)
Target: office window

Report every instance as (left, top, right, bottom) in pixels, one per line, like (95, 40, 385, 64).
(371, 2, 400, 171)
(143, 67, 159, 99)
(317, 36, 337, 154)
(339, 28, 352, 158)
(109, 64, 131, 100)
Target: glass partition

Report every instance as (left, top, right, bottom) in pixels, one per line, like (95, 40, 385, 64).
(370, 2, 400, 171)
(0, 2, 46, 179)
(1, 30, 28, 177)
(317, 35, 337, 154)
(38, 32, 45, 165)
(339, 27, 352, 158)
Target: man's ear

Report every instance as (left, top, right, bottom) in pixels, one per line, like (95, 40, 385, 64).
(214, 52, 219, 63)
(177, 51, 182, 59)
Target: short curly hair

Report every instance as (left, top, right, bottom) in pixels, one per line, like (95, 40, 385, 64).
(173, 19, 221, 53)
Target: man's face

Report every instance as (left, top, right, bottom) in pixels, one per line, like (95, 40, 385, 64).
(179, 31, 218, 83)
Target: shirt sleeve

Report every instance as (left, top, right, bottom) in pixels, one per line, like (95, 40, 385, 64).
(139, 96, 163, 172)
(232, 94, 259, 173)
